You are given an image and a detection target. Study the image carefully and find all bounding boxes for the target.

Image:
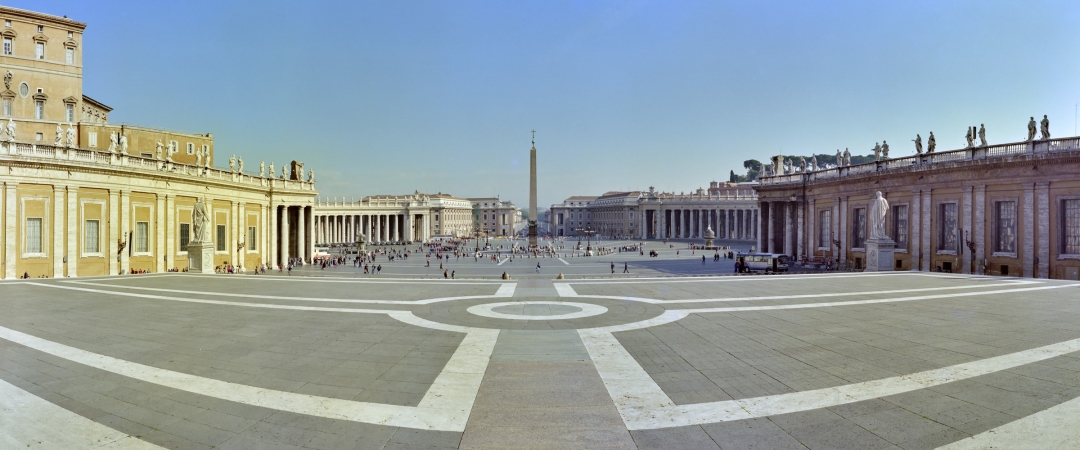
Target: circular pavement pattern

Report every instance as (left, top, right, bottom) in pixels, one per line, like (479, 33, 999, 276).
(467, 301, 608, 320)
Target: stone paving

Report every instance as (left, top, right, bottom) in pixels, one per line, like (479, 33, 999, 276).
(3, 242, 1080, 449)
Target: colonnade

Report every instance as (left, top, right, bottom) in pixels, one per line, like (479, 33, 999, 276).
(312, 213, 428, 245)
(272, 204, 314, 266)
(642, 208, 758, 241)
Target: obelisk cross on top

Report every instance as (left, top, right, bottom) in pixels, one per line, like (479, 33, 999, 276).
(528, 130, 539, 249)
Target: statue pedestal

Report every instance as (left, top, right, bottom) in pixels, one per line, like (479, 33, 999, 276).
(864, 238, 896, 272)
(186, 241, 216, 274)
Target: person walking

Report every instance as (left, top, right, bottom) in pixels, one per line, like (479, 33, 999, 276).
(611, 262, 615, 273)
(702, 255, 706, 264)
(623, 263, 629, 273)
(536, 262, 541, 273)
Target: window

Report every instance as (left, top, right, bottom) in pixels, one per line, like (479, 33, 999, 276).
(25, 218, 42, 253)
(939, 203, 958, 251)
(247, 226, 257, 251)
(35, 132, 42, 141)
(852, 208, 866, 248)
(186, 142, 194, 154)
(2, 38, 10, 55)
(66, 47, 74, 64)
(216, 224, 226, 251)
(1063, 200, 1080, 255)
(4, 20, 10, 26)
(202, 144, 209, 156)
(892, 205, 908, 250)
(2, 98, 9, 116)
(179, 223, 190, 249)
(18, 82, 28, 97)
(37, 25, 43, 32)
(88, 132, 97, 147)
(35, 42, 44, 59)
(994, 201, 1017, 254)
(818, 210, 831, 249)
(135, 222, 149, 253)
(65, 103, 74, 122)
(84, 220, 99, 253)
(35, 100, 44, 119)
(630, 211, 634, 220)
(169, 141, 178, 154)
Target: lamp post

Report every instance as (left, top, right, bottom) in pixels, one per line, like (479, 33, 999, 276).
(574, 226, 597, 255)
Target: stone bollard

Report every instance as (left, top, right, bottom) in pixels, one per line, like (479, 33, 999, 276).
(502, 271, 510, 280)
(556, 273, 564, 280)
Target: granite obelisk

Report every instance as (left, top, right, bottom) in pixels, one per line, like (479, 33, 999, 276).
(528, 130, 538, 249)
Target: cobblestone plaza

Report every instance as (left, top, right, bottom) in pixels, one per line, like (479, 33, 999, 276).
(4, 242, 1080, 449)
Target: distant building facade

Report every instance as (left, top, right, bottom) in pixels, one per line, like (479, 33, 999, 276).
(548, 186, 759, 240)
(312, 193, 473, 244)
(468, 197, 519, 237)
(754, 135, 1080, 279)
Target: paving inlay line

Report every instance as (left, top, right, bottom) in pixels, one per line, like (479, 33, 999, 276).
(467, 301, 608, 321)
(0, 378, 166, 449)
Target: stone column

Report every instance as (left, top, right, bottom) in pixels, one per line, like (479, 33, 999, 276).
(268, 203, 277, 267)
(53, 185, 64, 277)
(281, 206, 290, 265)
(120, 190, 130, 274)
(910, 190, 921, 271)
(3, 182, 14, 279)
(808, 199, 815, 257)
(962, 187, 972, 274)
(68, 187, 79, 277)
(756, 206, 764, 252)
(155, 193, 165, 273)
(1036, 182, 1050, 279)
(308, 207, 315, 263)
(237, 202, 245, 267)
(839, 197, 848, 263)
(974, 185, 986, 275)
(921, 191, 932, 272)
(766, 203, 775, 253)
(1022, 185, 1034, 277)
(784, 202, 793, 257)
(109, 190, 119, 275)
(297, 206, 306, 263)
(797, 200, 805, 261)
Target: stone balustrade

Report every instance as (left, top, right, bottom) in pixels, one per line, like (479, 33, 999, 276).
(1, 140, 316, 191)
(759, 136, 1080, 186)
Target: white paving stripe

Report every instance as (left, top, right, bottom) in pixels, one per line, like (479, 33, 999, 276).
(64, 273, 503, 285)
(580, 285, 1080, 430)
(30, 282, 513, 306)
(0, 324, 498, 432)
(555, 280, 1038, 304)
(937, 392, 1080, 449)
(566, 271, 963, 284)
(558, 257, 570, 265)
(0, 378, 165, 449)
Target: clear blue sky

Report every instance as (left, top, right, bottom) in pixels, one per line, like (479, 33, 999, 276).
(17, 0, 1080, 207)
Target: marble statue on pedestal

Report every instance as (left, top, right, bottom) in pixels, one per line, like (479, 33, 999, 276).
(308, 168, 314, 182)
(798, 157, 806, 172)
(928, 132, 936, 153)
(1028, 117, 1037, 141)
(203, 149, 211, 168)
(978, 124, 987, 146)
(864, 191, 895, 272)
(119, 133, 128, 154)
(156, 141, 164, 160)
(1041, 115, 1050, 139)
(281, 165, 289, 180)
(228, 155, 236, 172)
(881, 141, 889, 159)
(913, 134, 922, 154)
(186, 197, 215, 273)
(108, 132, 118, 152)
(54, 124, 63, 146)
(835, 149, 842, 167)
(259, 162, 265, 177)
(269, 162, 275, 178)
(810, 155, 818, 171)
(195, 149, 202, 166)
(873, 142, 882, 161)
(237, 157, 243, 174)
(965, 127, 974, 148)
(843, 148, 851, 166)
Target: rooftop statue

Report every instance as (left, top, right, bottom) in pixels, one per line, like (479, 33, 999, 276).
(978, 124, 987, 147)
(873, 142, 881, 161)
(1041, 115, 1050, 139)
(881, 141, 889, 159)
(927, 132, 936, 153)
(54, 124, 63, 146)
(810, 155, 818, 171)
(119, 133, 128, 154)
(259, 162, 265, 177)
(4, 118, 14, 141)
(65, 124, 76, 148)
(912, 134, 922, 154)
(835, 149, 842, 167)
(843, 148, 851, 166)
(268, 162, 275, 178)
(1028, 116, 1037, 141)
(965, 127, 974, 148)
(156, 141, 164, 160)
(229, 155, 236, 172)
(308, 168, 315, 183)
(237, 157, 243, 174)
(108, 132, 118, 153)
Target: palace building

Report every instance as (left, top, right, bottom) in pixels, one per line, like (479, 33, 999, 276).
(0, 6, 318, 278)
(755, 134, 1080, 279)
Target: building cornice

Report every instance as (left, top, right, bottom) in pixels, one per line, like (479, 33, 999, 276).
(0, 6, 87, 30)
